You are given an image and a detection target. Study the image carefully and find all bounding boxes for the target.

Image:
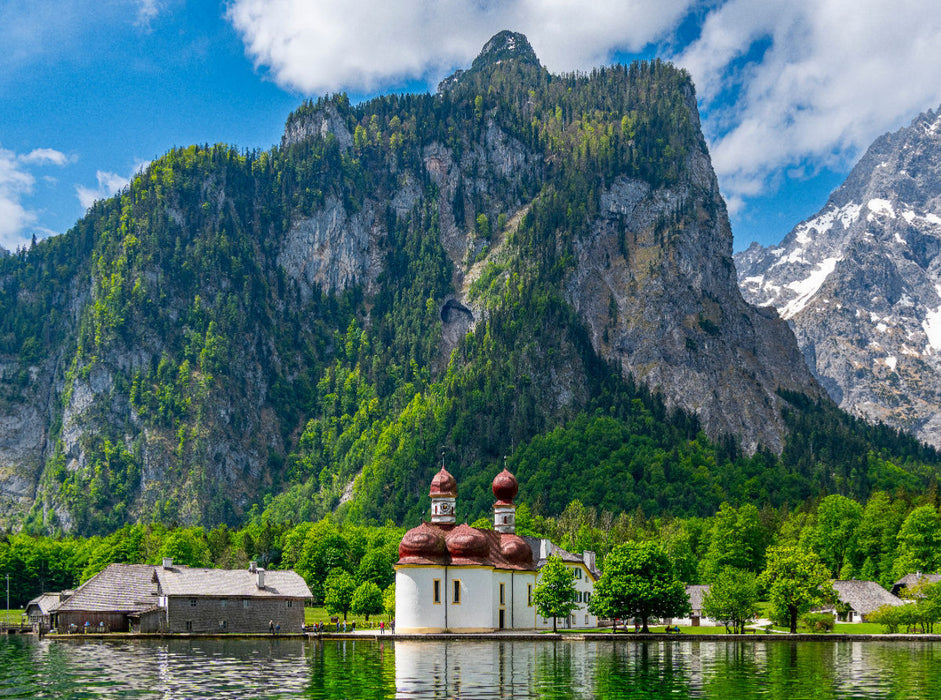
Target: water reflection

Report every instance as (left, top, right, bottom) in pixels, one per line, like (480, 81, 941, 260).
(1, 636, 940, 698)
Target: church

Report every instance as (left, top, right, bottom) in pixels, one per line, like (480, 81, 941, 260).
(395, 464, 598, 633)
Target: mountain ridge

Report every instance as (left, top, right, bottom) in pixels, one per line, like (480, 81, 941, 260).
(736, 105, 941, 447)
(0, 33, 934, 535)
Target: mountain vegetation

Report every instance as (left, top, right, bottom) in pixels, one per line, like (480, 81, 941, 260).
(0, 32, 939, 538)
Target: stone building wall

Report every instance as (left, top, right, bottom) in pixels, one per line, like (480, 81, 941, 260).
(165, 596, 304, 633)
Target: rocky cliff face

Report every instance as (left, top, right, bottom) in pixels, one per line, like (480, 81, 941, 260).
(569, 150, 820, 453)
(736, 107, 941, 447)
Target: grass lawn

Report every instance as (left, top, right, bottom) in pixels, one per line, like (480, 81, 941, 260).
(832, 623, 887, 634)
(0, 609, 25, 624)
(304, 606, 390, 630)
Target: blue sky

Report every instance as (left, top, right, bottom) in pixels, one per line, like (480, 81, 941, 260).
(3, 1, 941, 253)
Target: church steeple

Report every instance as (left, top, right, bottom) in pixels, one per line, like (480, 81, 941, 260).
(492, 459, 519, 534)
(429, 455, 457, 525)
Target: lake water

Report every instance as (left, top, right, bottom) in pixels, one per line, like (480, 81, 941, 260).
(1, 636, 940, 699)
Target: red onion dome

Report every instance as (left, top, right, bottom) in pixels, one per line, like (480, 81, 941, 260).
(445, 524, 490, 559)
(500, 535, 533, 566)
(492, 468, 518, 504)
(429, 467, 457, 497)
(398, 523, 447, 562)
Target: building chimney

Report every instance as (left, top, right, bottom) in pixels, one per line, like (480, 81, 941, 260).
(249, 561, 257, 573)
(583, 550, 596, 572)
(256, 570, 265, 589)
(162, 558, 173, 569)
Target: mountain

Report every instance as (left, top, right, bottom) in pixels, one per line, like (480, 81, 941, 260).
(736, 111, 941, 446)
(1, 32, 934, 535)
(736, 107, 941, 448)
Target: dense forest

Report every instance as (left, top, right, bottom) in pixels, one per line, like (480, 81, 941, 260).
(3, 489, 939, 609)
(1, 34, 940, 538)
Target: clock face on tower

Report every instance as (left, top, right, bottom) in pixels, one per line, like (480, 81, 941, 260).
(439, 502, 452, 514)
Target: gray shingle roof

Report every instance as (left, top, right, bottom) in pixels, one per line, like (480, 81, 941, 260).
(153, 566, 312, 598)
(54, 564, 158, 613)
(892, 573, 941, 596)
(26, 593, 66, 615)
(832, 580, 904, 615)
(520, 536, 600, 579)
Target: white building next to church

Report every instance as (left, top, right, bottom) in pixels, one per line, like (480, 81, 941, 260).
(394, 464, 599, 633)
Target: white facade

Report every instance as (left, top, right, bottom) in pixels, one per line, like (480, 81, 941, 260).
(533, 559, 599, 630)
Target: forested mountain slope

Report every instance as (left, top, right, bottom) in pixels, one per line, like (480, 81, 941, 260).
(0, 32, 937, 535)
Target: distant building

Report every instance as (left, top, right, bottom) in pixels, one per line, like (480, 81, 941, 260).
(25, 591, 72, 628)
(672, 585, 717, 627)
(153, 559, 311, 633)
(523, 537, 600, 629)
(395, 464, 599, 633)
(825, 580, 906, 623)
(51, 564, 157, 633)
(891, 573, 941, 598)
(50, 561, 311, 633)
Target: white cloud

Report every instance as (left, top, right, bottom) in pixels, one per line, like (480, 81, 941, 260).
(674, 0, 941, 207)
(227, 0, 941, 226)
(75, 164, 148, 210)
(226, 0, 693, 94)
(0, 146, 69, 251)
(135, 0, 162, 29)
(20, 148, 71, 166)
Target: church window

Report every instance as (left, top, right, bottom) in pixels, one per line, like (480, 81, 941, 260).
(500, 583, 505, 606)
(433, 579, 441, 604)
(574, 568, 582, 579)
(189, 598, 197, 607)
(452, 580, 461, 604)
(527, 584, 532, 606)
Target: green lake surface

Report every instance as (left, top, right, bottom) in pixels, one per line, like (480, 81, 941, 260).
(1, 636, 940, 699)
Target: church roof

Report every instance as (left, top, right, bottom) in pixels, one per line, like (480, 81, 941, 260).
(397, 523, 536, 571)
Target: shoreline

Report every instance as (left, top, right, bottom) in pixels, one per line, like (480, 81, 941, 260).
(30, 631, 941, 643)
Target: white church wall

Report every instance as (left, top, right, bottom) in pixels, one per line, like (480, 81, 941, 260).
(396, 567, 447, 633)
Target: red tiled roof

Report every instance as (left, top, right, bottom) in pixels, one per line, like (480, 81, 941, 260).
(397, 523, 536, 571)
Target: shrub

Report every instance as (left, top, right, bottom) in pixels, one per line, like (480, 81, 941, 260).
(800, 612, 835, 632)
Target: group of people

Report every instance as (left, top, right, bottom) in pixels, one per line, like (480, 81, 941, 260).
(304, 619, 395, 634)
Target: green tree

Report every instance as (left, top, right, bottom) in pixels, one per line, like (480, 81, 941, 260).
(901, 579, 941, 633)
(759, 545, 834, 634)
(856, 491, 906, 587)
(351, 581, 384, 621)
(355, 548, 395, 588)
(157, 528, 211, 568)
(702, 567, 760, 634)
(324, 567, 357, 621)
(893, 505, 941, 580)
(533, 554, 578, 632)
(700, 503, 766, 581)
(806, 494, 863, 577)
(383, 583, 396, 620)
(588, 541, 690, 632)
